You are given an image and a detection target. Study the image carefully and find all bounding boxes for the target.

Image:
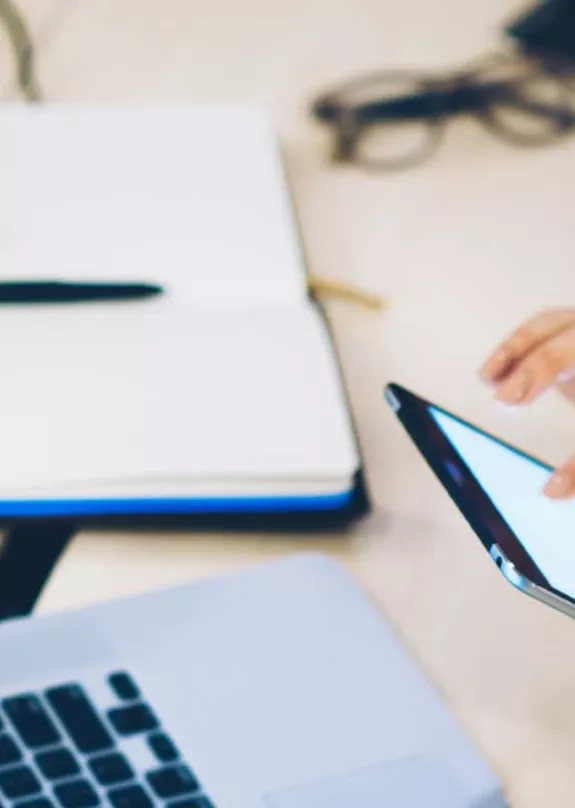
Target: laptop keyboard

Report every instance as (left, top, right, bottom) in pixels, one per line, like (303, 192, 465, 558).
(0, 672, 215, 808)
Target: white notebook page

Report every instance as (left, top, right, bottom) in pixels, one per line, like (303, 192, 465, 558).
(0, 105, 359, 497)
(0, 303, 357, 494)
(0, 105, 307, 307)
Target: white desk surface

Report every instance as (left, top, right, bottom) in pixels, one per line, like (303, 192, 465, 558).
(6, 0, 575, 804)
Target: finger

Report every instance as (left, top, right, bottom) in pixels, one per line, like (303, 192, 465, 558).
(494, 326, 575, 406)
(544, 457, 575, 500)
(558, 374, 575, 403)
(480, 308, 575, 384)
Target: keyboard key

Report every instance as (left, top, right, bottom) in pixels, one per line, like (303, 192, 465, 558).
(0, 733, 23, 766)
(53, 779, 100, 808)
(107, 674, 140, 702)
(107, 784, 153, 808)
(147, 732, 179, 763)
(14, 798, 56, 808)
(0, 765, 42, 799)
(145, 764, 199, 799)
(107, 705, 158, 737)
(2, 696, 61, 749)
(88, 753, 133, 786)
(170, 799, 214, 808)
(35, 749, 80, 781)
(45, 686, 113, 754)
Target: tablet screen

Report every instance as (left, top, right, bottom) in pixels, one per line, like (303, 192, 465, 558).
(430, 406, 575, 601)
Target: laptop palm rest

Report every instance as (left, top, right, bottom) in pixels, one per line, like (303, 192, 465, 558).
(265, 756, 469, 808)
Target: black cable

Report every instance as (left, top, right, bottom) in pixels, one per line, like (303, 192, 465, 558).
(0, 0, 42, 102)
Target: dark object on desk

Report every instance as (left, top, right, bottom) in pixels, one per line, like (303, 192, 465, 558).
(0, 282, 164, 304)
(506, 0, 575, 69)
(311, 54, 575, 171)
(0, 523, 76, 621)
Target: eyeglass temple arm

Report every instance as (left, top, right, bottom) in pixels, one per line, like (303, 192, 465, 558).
(348, 91, 446, 123)
(494, 93, 575, 125)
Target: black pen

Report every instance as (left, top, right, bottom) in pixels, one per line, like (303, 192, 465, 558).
(0, 281, 164, 304)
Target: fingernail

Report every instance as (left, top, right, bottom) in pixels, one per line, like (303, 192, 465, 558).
(544, 471, 573, 498)
(495, 370, 530, 404)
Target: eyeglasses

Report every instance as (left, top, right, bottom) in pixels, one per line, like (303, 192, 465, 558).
(311, 55, 575, 172)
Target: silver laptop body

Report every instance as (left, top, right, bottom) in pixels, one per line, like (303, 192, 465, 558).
(0, 554, 506, 808)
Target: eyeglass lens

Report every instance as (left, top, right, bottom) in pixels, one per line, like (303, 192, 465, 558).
(328, 72, 445, 169)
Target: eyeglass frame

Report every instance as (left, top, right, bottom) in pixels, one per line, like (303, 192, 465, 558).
(312, 57, 575, 171)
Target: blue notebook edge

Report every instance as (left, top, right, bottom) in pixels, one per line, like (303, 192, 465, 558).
(0, 489, 355, 519)
(0, 473, 370, 621)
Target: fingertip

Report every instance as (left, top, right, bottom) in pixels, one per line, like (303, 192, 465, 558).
(543, 470, 575, 499)
(480, 348, 512, 384)
(479, 360, 497, 383)
(479, 369, 497, 386)
(493, 369, 531, 406)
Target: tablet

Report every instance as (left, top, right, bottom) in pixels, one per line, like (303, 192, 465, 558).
(385, 382, 575, 619)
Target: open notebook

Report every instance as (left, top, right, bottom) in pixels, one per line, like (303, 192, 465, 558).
(0, 105, 365, 522)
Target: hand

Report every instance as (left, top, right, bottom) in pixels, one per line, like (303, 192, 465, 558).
(480, 308, 575, 499)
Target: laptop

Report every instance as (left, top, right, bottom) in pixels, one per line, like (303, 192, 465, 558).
(0, 554, 506, 808)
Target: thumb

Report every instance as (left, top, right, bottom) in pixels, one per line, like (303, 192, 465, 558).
(544, 460, 575, 500)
